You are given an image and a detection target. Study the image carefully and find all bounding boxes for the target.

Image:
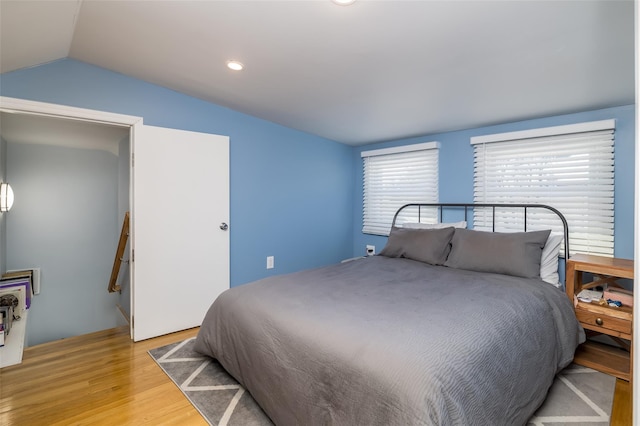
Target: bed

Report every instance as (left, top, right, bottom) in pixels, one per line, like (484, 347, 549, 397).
(194, 203, 585, 425)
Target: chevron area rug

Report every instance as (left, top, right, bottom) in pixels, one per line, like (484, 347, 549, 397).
(149, 338, 616, 426)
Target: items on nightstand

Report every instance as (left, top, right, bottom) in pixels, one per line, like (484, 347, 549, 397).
(566, 254, 633, 382)
(576, 289, 603, 303)
(603, 287, 633, 307)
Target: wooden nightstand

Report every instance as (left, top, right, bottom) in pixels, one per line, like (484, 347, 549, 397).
(566, 254, 633, 381)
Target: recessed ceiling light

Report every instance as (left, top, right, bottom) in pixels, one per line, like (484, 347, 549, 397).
(226, 60, 244, 71)
(332, 0, 355, 5)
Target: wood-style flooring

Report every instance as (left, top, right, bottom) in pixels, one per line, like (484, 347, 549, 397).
(0, 326, 205, 425)
(0, 326, 633, 425)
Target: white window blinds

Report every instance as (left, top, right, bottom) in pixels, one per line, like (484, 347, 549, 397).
(362, 142, 439, 235)
(471, 120, 615, 257)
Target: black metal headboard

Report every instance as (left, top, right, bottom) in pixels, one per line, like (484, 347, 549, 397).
(391, 203, 570, 260)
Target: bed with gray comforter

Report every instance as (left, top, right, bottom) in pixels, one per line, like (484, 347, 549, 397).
(194, 255, 585, 425)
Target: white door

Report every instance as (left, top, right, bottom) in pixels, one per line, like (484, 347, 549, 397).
(131, 125, 229, 341)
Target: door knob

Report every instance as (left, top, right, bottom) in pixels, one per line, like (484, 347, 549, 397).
(219, 222, 229, 231)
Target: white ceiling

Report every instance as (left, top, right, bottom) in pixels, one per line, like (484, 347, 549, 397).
(0, 0, 635, 146)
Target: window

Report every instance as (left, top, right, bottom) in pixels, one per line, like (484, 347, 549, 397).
(362, 142, 439, 235)
(471, 119, 615, 256)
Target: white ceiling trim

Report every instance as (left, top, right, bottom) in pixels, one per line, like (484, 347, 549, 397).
(0, 97, 139, 155)
(0, 97, 142, 127)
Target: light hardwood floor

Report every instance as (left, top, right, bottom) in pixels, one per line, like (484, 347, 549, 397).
(0, 326, 206, 426)
(0, 326, 632, 425)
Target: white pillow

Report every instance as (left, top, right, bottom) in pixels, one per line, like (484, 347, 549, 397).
(540, 233, 563, 287)
(403, 221, 467, 229)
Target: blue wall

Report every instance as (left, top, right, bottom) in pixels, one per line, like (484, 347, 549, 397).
(0, 59, 355, 287)
(352, 105, 636, 261)
(2, 59, 635, 286)
(7, 142, 121, 345)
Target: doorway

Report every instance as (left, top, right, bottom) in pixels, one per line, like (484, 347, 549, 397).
(1, 96, 231, 343)
(0, 109, 131, 346)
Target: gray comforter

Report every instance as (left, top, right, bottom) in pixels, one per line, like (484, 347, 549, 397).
(194, 256, 585, 425)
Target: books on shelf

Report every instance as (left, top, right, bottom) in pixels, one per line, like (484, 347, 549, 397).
(576, 289, 603, 303)
(577, 285, 634, 308)
(3, 269, 38, 295)
(0, 277, 31, 310)
(0, 271, 35, 317)
(0, 285, 27, 317)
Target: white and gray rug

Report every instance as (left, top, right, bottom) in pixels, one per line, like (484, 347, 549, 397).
(149, 338, 616, 426)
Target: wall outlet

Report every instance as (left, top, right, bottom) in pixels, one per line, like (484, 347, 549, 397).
(266, 256, 274, 269)
(366, 245, 375, 256)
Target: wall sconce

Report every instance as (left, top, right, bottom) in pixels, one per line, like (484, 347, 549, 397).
(0, 182, 14, 212)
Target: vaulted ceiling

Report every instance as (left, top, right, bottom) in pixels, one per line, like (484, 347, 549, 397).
(0, 0, 635, 146)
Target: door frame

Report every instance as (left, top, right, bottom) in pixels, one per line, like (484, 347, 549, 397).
(0, 96, 141, 338)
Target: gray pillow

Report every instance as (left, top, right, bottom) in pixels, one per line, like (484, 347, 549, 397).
(444, 228, 551, 278)
(379, 226, 455, 265)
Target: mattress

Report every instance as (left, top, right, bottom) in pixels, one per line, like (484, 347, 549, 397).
(194, 256, 585, 425)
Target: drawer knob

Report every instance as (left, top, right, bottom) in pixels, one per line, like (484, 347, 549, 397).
(595, 317, 603, 326)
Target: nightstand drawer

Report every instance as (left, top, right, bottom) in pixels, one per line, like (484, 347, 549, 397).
(575, 309, 632, 335)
